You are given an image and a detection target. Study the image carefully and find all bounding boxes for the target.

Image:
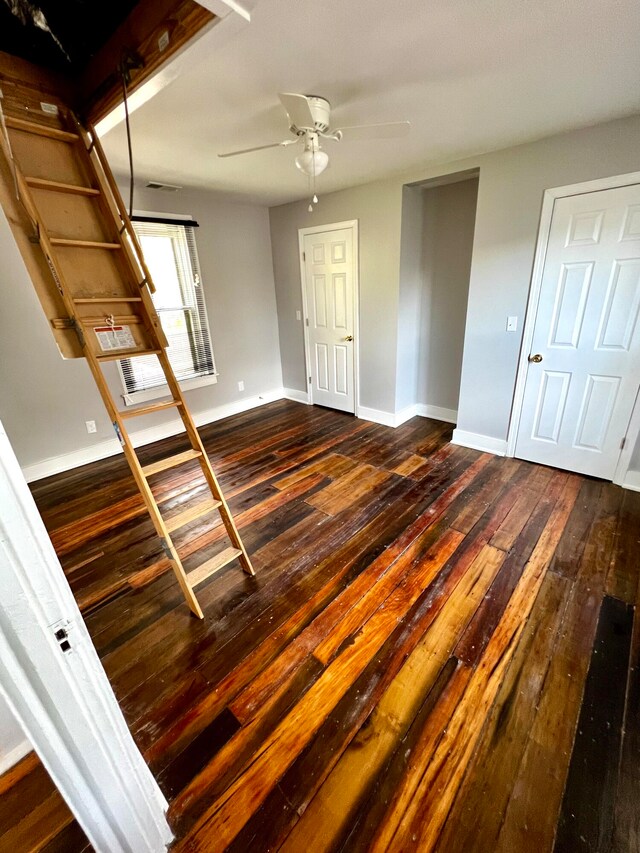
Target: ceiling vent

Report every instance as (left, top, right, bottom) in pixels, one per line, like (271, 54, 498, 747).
(145, 181, 182, 192)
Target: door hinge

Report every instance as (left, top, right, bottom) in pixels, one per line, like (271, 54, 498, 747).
(621, 437, 626, 450)
(308, 376, 312, 384)
(302, 251, 306, 261)
(305, 317, 309, 326)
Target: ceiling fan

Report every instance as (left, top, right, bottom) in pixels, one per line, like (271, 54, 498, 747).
(218, 92, 411, 178)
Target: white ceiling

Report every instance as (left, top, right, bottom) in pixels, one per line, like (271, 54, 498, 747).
(101, 0, 640, 206)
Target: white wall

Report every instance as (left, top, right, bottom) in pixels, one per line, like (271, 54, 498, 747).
(0, 693, 30, 775)
(0, 185, 283, 478)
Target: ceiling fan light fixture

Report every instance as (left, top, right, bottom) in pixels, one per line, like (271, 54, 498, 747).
(295, 148, 329, 176)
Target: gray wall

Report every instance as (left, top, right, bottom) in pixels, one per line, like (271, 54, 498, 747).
(450, 118, 640, 443)
(269, 114, 640, 468)
(418, 178, 478, 413)
(396, 186, 425, 413)
(269, 180, 403, 413)
(0, 186, 282, 472)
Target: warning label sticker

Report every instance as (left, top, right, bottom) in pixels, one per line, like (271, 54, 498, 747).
(94, 325, 136, 351)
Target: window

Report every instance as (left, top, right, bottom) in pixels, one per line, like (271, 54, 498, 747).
(119, 217, 216, 401)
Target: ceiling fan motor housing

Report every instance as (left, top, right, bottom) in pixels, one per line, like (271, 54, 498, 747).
(299, 95, 331, 133)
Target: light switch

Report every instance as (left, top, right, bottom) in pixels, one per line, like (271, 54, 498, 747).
(506, 316, 518, 332)
(296, 310, 301, 321)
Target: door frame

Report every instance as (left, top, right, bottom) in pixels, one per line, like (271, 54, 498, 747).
(298, 219, 360, 415)
(0, 420, 172, 851)
(506, 171, 640, 487)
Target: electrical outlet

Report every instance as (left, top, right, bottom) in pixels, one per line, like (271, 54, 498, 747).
(85, 420, 97, 434)
(238, 380, 245, 392)
(506, 316, 518, 332)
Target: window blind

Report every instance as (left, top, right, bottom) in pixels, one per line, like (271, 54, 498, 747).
(120, 220, 215, 394)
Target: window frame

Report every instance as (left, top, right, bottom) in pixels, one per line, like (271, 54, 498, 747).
(117, 211, 218, 406)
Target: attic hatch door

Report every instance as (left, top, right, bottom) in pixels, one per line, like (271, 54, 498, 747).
(0, 420, 173, 851)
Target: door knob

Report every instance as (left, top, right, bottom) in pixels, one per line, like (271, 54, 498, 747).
(344, 335, 354, 342)
(528, 353, 543, 363)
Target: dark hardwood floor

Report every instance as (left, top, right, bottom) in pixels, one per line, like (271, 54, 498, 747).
(2, 400, 639, 851)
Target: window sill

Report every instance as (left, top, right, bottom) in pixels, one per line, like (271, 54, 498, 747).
(121, 373, 218, 407)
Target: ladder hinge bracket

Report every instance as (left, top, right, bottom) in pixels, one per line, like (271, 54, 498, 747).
(71, 318, 85, 347)
(139, 277, 148, 290)
(28, 222, 40, 243)
(160, 538, 174, 561)
(112, 421, 124, 445)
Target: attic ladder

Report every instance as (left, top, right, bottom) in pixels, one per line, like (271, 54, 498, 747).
(0, 84, 254, 619)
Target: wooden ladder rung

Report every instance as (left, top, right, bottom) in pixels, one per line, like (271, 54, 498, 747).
(4, 116, 79, 142)
(166, 497, 222, 533)
(49, 238, 121, 250)
(120, 399, 182, 419)
(142, 449, 202, 477)
(187, 547, 242, 588)
(79, 314, 142, 325)
(24, 177, 100, 196)
(95, 348, 162, 361)
(73, 297, 143, 303)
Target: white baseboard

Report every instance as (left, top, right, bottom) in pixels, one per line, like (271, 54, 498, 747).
(357, 405, 399, 428)
(21, 388, 286, 483)
(452, 428, 508, 456)
(358, 403, 458, 429)
(416, 404, 458, 424)
(283, 387, 310, 404)
(623, 470, 640, 492)
(0, 740, 32, 776)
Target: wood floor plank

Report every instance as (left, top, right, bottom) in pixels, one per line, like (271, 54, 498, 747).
(279, 545, 506, 851)
(0, 791, 73, 853)
(435, 568, 572, 852)
(554, 595, 634, 852)
(612, 599, 640, 851)
(605, 489, 640, 604)
(173, 530, 465, 848)
(370, 475, 580, 851)
(495, 481, 621, 853)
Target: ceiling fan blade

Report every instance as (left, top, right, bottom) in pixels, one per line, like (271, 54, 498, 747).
(279, 92, 315, 129)
(218, 139, 296, 158)
(333, 121, 411, 141)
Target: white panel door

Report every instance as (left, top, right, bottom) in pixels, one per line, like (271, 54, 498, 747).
(303, 226, 356, 413)
(515, 184, 640, 479)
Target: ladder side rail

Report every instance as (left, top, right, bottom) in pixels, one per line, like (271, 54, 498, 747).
(68, 119, 169, 351)
(81, 354, 205, 619)
(84, 121, 157, 298)
(155, 351, 255, 577)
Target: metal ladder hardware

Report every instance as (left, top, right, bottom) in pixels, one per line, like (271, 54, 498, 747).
(0, 85, 255, 618)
